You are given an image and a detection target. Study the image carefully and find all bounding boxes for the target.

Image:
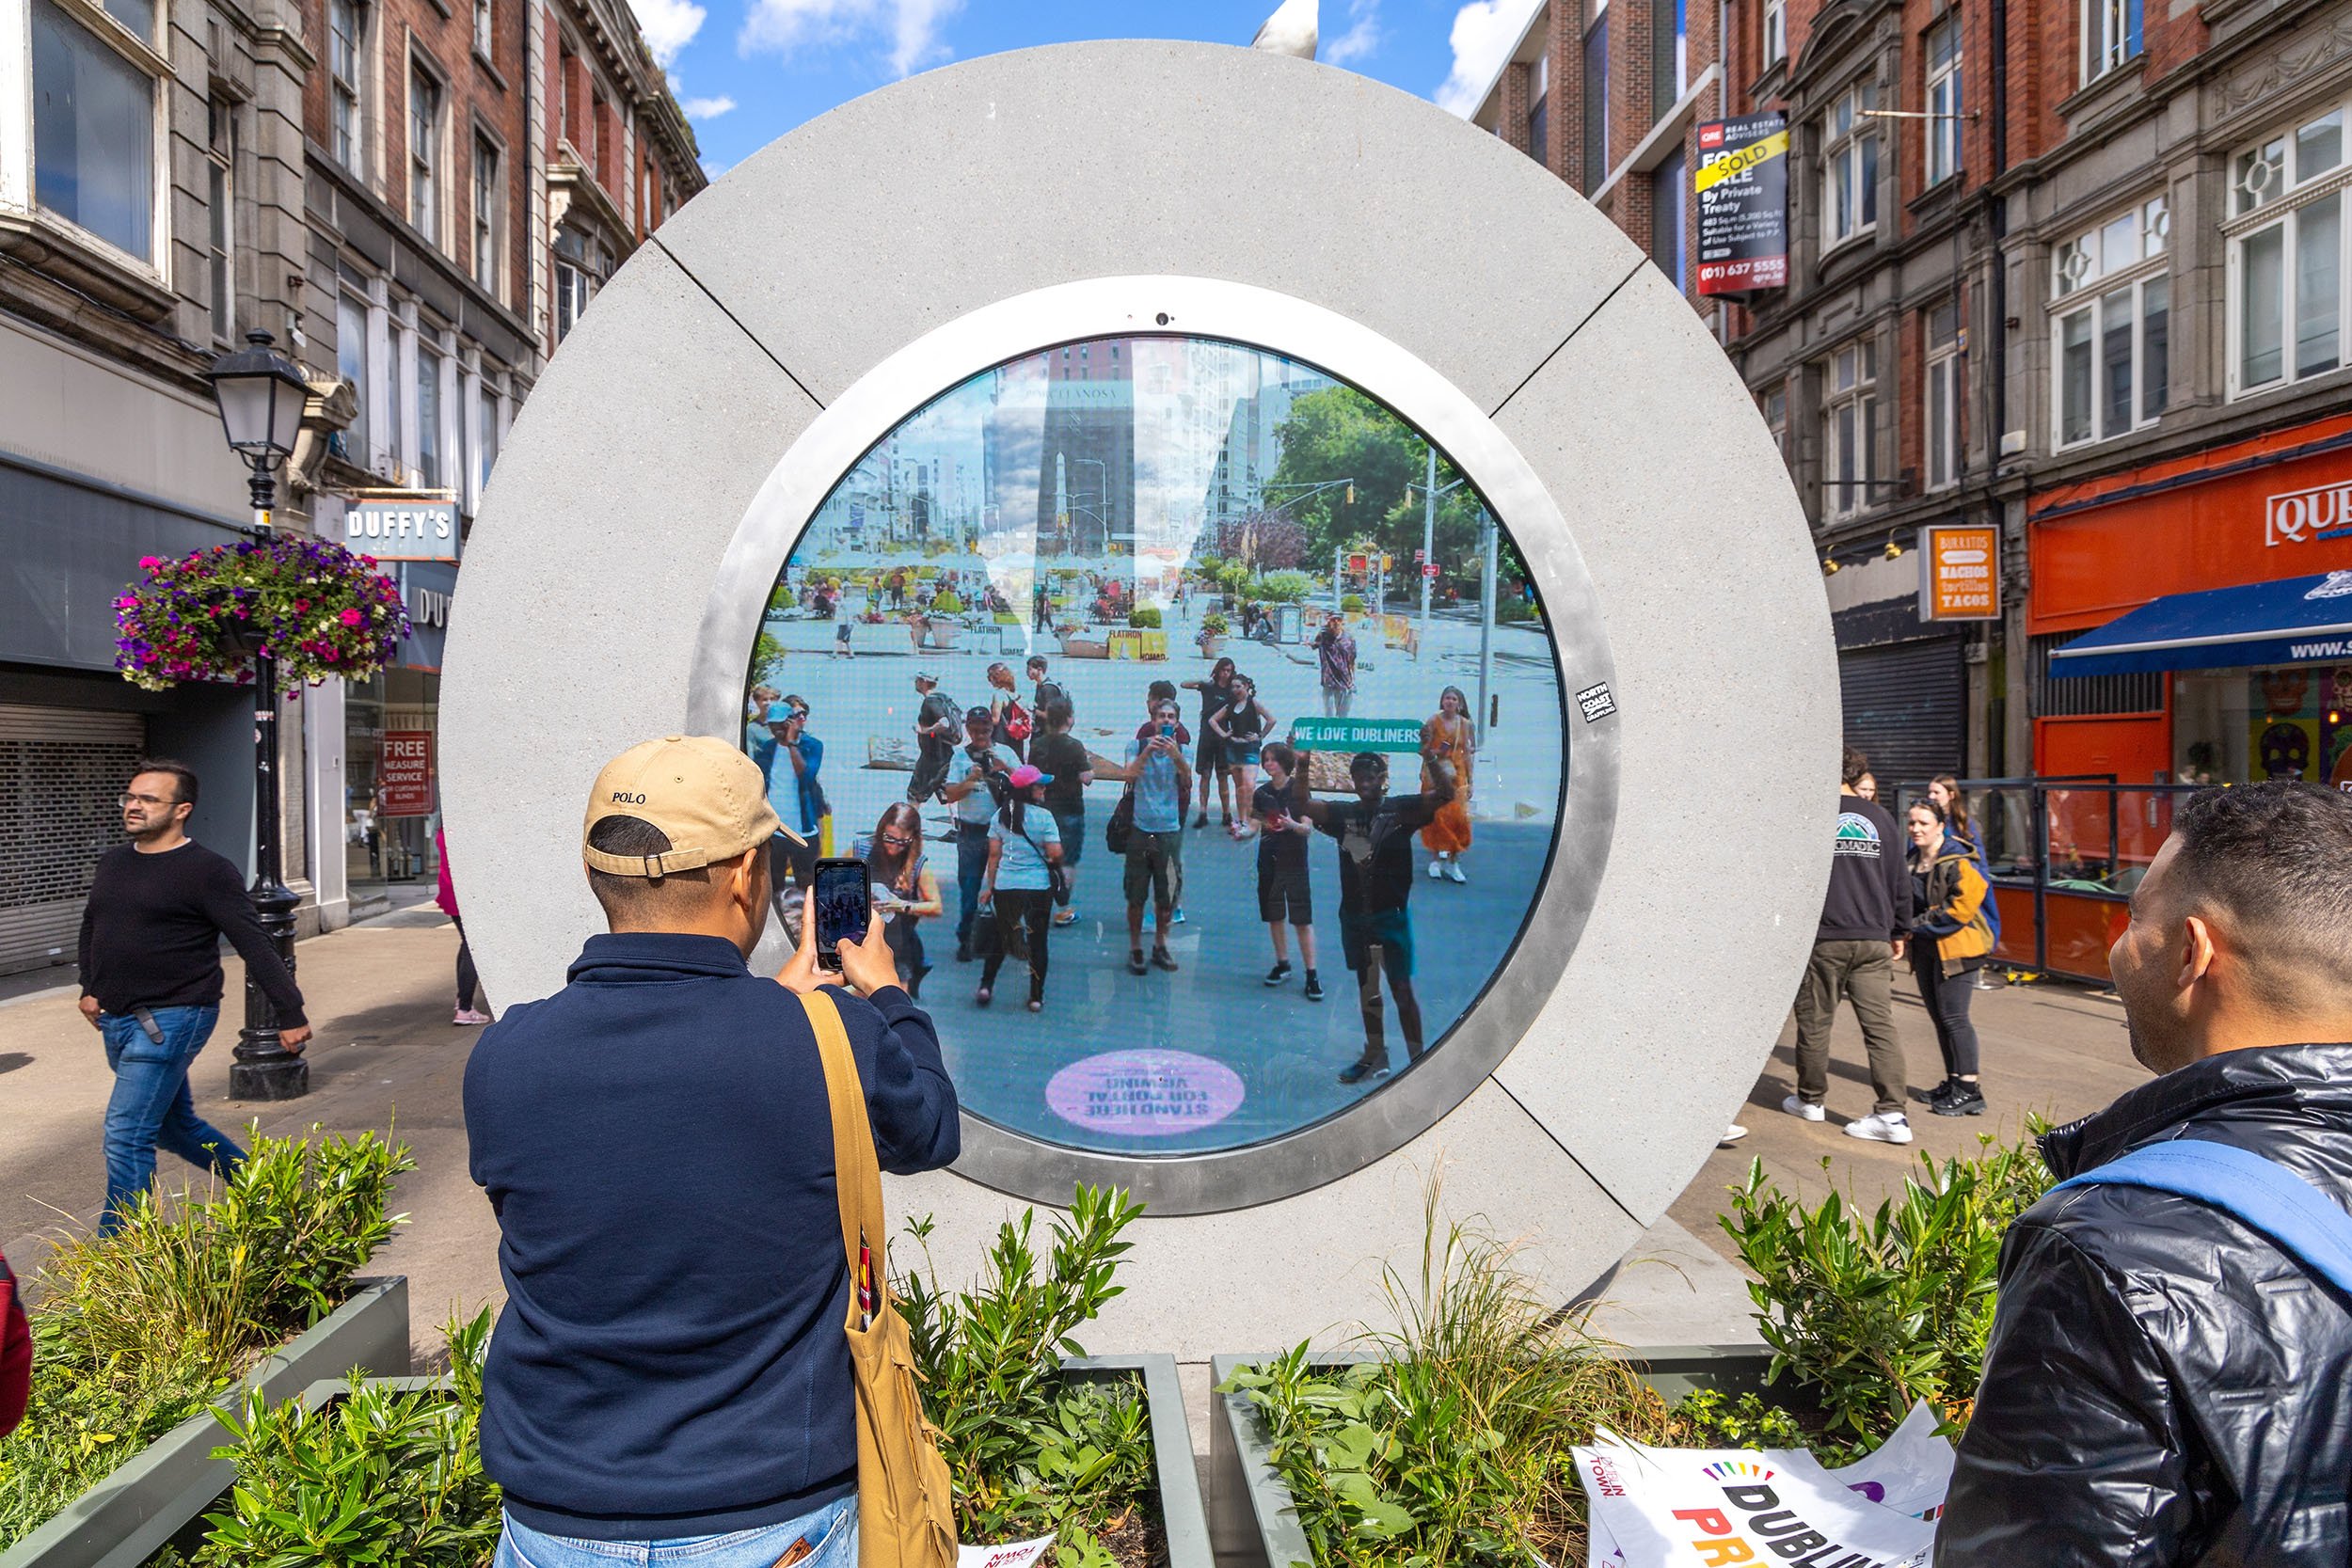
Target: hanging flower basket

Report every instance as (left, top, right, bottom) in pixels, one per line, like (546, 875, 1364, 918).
(113, 533, 409, 693)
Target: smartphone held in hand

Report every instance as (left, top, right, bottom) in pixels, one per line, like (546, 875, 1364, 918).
(813, 858, 871, 972)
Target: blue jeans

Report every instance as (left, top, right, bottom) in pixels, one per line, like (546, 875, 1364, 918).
(955, 822, 990, 948)
(494, 1496, 855, 1568)
(98, 1005, 244, 1234)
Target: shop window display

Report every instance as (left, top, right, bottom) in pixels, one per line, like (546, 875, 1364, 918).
(739, 336, 1569, 1157)
(2173, 665, 2352, 787)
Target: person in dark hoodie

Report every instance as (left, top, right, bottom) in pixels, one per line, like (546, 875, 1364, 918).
(1784, 746, 1915, 1143)
(1936, 782, 2352, 1566)
(464, 735, 960, 1568)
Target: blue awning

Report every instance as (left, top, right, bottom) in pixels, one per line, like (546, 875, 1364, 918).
(2050, 570, 2352, 677)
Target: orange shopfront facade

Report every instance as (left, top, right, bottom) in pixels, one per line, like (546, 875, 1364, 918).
(2030, 412, 2352, 788)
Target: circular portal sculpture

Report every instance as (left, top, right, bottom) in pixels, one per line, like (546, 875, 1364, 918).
(443, 41, 1836, 1354)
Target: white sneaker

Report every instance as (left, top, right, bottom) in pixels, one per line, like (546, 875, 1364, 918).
(1719, 1123, 1749, 1147)
(1429, 859, 1445, 879)
(1844, 1112, 1915, 1145)
(453, 1007, 492, 1026)
(1445, 861, 1467, 884)
(1780, 1094, 1825, 1122)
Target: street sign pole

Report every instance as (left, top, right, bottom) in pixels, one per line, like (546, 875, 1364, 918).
(1419, 444, 1436, 660)
(1475, 511, 1498, 755)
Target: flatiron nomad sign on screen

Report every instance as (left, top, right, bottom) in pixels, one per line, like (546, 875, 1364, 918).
(1919, 525, 2000, 621)
(1695, 113, 1789, 296)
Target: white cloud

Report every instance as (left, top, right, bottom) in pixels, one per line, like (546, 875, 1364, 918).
(681, 94, 737, 119)
(1433, 0, 1541, 117)
(700, 156, 732, 180)
(1324, 0, 1380, 65)
(737, 0, 963, 77)
(628, 0, 706, 68)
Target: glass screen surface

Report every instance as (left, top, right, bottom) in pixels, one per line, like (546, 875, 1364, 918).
(742, 335, 1567, 1157)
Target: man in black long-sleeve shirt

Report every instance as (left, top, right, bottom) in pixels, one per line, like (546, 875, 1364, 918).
(76, 760, 309, 1233)
(465, 736, 960, 1566)
(1785, 746, 1916, 1143)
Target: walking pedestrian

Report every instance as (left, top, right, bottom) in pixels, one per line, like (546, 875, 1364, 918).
(864, 803, 940, 1000)
(1108, 697, 1191, 976)
(1181, 657, 1236, 830)
(1027, 700, 1092, 927)
(1420, 686, 1475, 882)
(1255, 743, 1322, 999)
(1904, 800, 1993, 1117)
(1314, 611, 1358, 718)
(1936, 782, 2352, 1566)
(76, 760, 310, 1234)
(0, 1246, 25, 1437)
(978, 765, 1061, 1012)
(1025, 654, 1064, 718)
(466, 735, 958, 1565)
(1290, 749, 1454, 1085)
(943, 708, 1018, 962)
(1784, 747, 1915, 1143)
(436, 826, 490, 1025)
(1210, 673, 1271, 840)
(984, 662, 1030, 762)
(906, 673, 961, 805)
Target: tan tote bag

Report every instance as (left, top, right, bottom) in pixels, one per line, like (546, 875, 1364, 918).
(800, 989, 959, 1568)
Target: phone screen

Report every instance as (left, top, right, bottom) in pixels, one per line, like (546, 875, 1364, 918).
(813, 858, 871, 972)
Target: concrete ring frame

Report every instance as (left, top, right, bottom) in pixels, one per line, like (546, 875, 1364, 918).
(686, 276, 1617, 1213)
(444, 40, 1835, 1349)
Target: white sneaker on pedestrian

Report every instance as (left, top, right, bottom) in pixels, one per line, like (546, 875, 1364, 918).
(1843, 1112, 1915, 1145)
(1780, 1094, 1825, 1122)
(1719, 1123, 1749, 1147)
(1444, 860, 1467, 884)
(1429, 859, 1445, 879)
(453, 1007, 492, 1026)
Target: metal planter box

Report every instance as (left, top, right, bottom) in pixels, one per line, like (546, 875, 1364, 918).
(0, 1276, 411, 1568)
(1207, 1344, 1775, 1568)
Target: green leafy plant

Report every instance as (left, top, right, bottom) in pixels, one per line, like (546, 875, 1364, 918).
(1200, 611, 1230, 637)
(1251, 570, 1313, 603)
(930, 588, 964, 614)
(1724, 1131, 2052, 1442)
(0, 1129, 413, 1548)
(192, 1308, 500, 1568)
(1219, 1188, 1677, 1566)
(1666, 1388, 1831, 1456)
(1340, 593, 1367, 614)
(895, 1185, 1157, 1559)
(1126, 606, 1162, 629)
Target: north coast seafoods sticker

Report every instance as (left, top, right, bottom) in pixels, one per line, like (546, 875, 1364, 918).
(1572, 1402, 1952, 1567)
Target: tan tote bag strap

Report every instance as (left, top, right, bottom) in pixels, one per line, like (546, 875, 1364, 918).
(801, 988, 884, 1327)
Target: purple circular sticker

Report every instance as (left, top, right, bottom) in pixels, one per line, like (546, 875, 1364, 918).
(1046, 1050, 1247, 1136)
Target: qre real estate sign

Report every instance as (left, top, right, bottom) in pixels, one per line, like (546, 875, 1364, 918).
(1695, 113, 1790, 296)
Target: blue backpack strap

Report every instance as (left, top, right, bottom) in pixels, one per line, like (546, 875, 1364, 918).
(2051, 1138, 2352, 1300)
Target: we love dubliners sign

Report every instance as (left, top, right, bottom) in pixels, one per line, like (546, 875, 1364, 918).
(1287, 717, 1423, 752)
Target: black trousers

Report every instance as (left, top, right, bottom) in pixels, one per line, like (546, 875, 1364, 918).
(981, 890, 1052, 998)
(1912, 943, 1982, 1079)
(453, 916, 478, 1011)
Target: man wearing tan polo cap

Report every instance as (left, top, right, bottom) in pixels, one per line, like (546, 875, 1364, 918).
(463, 734, 960, 1568)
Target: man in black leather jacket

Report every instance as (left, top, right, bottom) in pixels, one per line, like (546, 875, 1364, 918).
(1937, 782, 2352, 1565)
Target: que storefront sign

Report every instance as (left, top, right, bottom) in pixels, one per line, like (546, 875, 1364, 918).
(1918, 525, 1999, 621)
(2265, 478, 2352, 546)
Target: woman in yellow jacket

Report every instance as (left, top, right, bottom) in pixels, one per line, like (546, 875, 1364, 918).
(1905, 798, 1995, 1117)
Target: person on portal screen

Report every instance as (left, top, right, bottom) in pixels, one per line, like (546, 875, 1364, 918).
(1102, 698, 1192, 978)
(1291, 747, 1454, 1085)
(1315, 611, 1358, 718)
(1181, 657, 1237, 831)
(1421, 687, 1475, 883)
(1027, 701, 1092, 929)
(941, 708, 1018, 964)
(907, 673, 961, 806)
(977, 764, 1061, 1013)
(863, 802, 939, 1001)
(1255, 743, 1322, 1001)
(1210, 673, 1272, 841)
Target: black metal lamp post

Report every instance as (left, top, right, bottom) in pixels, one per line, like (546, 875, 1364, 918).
(205, 330, 312, 1101)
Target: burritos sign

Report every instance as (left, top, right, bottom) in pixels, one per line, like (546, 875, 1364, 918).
(1919, 525, 2000, 621)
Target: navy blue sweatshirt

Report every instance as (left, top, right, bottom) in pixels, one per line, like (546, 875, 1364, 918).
(462, 933, 961, 1540)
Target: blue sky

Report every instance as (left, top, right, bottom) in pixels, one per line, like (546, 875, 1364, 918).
(628, 0, 1547, 177)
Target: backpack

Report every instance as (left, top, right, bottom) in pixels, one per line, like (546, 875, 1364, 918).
(1002, 697, 1032, 743)
(2051, 1138, 2352, 1298)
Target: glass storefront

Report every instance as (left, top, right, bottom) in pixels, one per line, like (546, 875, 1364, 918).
(2173, 664, 2352, 785)
(737, 333, 1570, 1159)
(344, 666, 441, 905)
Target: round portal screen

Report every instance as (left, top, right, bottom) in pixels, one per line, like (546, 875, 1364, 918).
(739, 335, 1567, 1156)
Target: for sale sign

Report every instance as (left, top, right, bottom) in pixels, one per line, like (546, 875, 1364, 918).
(377, 731, 436, 816)
(1695, 114, 1789, 296)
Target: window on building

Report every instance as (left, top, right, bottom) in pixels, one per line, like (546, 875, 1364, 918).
(1926, 300, 1961, 489)
(2083, 0, 2142, 85)
(1926, 17, 1962, 186)
(1763, 0, 1785, 67)
(338, 290, 372, 463)
(1582, 5, 1609, 186)
(590, 89, 607, 180)
(417, 342, 443, 489)
(558, 43, 575, 145)
(477, 382, 501, 499)
(1822, 341, 1878, 518)
(328, 0, 364, 168)
(1761, 382, 1788, 465)
(409, 64, 441, 243)
(206, 98, 234, 341)
(29, 0, 161, 262)
(2053, 196, 2169, 444)
(1651, 148, 1688, 293)
(553, 226, 610, 342)
(1821, 83, 1879, 250)
(2232, 104, 2349, 396)
(1653, 0, 1687, 110)
(472, 0, 491, 58)
(472, 135, 501, 298)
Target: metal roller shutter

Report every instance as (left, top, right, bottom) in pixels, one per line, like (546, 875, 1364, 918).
(0, 704, 148, 975)
(1838, 637, 1965, 787)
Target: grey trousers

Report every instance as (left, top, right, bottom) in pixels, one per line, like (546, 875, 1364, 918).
(1792, 938, 1907, 1116)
